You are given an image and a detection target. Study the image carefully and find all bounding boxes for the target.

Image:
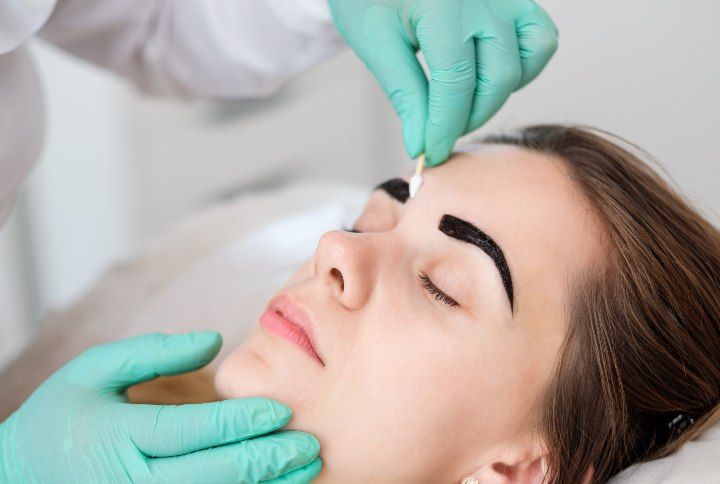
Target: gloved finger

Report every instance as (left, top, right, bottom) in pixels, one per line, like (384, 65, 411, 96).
(464, 23, 522, 134)
(515, 3, 559, 89)
(146, 431, 320, 483)
(418, 9, 476, 166)
(359, 7, 427, 158)
(126, 398, 292, 457)
(66, 332, 222, 390)
(262, 457, 322, 484)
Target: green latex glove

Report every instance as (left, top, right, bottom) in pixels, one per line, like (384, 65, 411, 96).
(0, 332, 321, 483)
(328, 0, 559, 166)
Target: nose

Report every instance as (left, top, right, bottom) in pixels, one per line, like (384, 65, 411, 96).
(312, 230, 375, 310)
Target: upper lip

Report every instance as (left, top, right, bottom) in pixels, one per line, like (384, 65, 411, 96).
(268, 293, 325, 367)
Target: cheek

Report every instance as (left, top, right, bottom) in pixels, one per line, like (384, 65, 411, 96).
(314, 329, 490, 480)
(317, 328, 549, 480)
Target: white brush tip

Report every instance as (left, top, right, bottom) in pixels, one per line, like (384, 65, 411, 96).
(409, 174, 423, 198)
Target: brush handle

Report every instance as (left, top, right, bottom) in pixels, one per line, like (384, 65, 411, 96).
(414, 153, 426, 176)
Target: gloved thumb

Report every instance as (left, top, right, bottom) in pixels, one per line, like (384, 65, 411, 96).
(64, 332, 222, 391)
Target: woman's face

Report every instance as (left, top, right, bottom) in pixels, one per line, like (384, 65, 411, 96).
(215, 146, 603, 482)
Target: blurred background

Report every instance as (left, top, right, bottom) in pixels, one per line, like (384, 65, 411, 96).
(1, 0, 718, 369)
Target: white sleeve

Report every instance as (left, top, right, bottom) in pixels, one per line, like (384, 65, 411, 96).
(0, 0, 56, 54)
(37, 0, 346, 98)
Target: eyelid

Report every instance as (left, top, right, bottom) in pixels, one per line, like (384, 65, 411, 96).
(418, 273, 459, 308)
(339, 229, 459, 308)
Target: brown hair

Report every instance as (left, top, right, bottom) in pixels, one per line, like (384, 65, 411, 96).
(482, 126, 720, 483)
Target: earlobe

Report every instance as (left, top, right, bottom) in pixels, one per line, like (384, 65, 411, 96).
(461, 453, 548, 483)
(492, 454, 548, 483)
(460, 438, 549, 484)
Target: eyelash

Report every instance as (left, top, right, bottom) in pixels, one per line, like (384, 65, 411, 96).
(418, 274, 459, 308)
(341, 227, 458, 308)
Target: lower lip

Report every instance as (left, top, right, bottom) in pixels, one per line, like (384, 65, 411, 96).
(260, 309, 322, 364)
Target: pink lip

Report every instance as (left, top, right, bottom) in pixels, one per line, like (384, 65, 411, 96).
(259, 295, 324, 367)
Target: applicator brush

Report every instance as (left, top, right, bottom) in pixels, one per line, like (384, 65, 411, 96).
(409, 153, 425, 199)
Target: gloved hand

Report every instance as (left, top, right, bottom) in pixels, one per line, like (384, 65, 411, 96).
(327, 0, 559, 166)
(0, 332, 321, 483)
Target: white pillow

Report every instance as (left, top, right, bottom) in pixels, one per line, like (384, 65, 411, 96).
(611, 421, 720, 482)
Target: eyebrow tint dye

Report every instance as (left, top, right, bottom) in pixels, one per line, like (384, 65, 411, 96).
(375, 178, 410, 204)
(439, 214, 514, 310)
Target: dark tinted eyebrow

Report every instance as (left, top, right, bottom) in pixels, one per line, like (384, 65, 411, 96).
(374, 178, 409, 203)
(438, 214, 514, 311)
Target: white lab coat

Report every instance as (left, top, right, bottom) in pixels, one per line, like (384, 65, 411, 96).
(0, 0, 345, 226)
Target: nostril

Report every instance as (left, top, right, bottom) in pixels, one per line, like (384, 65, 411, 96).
(330, 268, 344, 292)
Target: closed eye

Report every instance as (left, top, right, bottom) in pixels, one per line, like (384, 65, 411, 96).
(342, 226, 458, 308)
(418, 274, 459, 308)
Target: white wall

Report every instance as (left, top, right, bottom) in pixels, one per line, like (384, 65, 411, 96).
(483, 0, 720, 218)
(23, 42, 138, 315)
(1, 0, 719, 366)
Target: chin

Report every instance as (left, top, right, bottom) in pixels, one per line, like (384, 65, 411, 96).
(214, 327, 320, 429)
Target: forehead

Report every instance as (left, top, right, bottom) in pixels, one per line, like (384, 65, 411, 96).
(415, 146, 603, 318)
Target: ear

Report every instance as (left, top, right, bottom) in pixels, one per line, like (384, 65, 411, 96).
(461, 436, 548, 484)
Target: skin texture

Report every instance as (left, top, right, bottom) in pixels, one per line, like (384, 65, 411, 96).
(215, 147, 604, 482)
